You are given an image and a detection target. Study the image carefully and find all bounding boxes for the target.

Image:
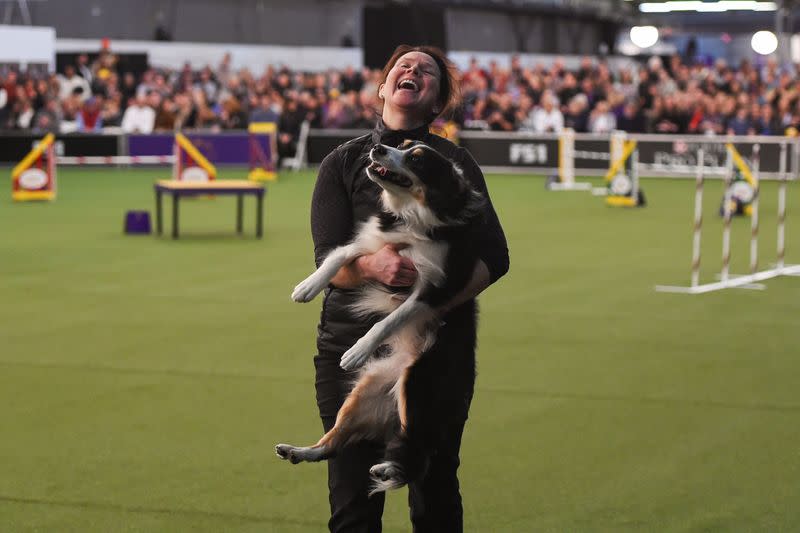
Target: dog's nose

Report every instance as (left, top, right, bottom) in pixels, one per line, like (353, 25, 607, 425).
(372, 144, 386, 155)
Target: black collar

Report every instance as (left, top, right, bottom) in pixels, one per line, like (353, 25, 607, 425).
(370, 119, 430, 148)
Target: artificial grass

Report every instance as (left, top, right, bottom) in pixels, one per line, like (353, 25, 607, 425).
(1, 167, 799, 532)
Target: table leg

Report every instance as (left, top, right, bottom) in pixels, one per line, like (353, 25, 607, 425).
(236, 194, 244, 235)
(155, 189, 163, 235)
(256, 193, 264, 238)
(172, 194, 179, 239)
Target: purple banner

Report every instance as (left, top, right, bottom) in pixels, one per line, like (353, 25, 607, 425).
(128, 133, 251, 164)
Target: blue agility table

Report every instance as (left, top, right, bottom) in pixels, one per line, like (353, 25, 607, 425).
(154, 179, 265, 239)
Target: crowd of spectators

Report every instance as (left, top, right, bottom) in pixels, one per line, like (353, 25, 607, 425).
(3, 49, 800, 157)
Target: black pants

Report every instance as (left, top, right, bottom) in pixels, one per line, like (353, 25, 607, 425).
(315, 353, 471, 533)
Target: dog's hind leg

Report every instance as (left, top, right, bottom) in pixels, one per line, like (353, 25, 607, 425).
(276, 363, 400, 464)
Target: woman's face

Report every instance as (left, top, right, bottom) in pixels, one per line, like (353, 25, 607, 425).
(380, 51, 441, 118)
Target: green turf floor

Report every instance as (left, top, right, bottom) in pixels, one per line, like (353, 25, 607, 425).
(1, 167, 799, 532)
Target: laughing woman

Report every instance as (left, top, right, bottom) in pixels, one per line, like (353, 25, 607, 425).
(308, 45, 509, 532)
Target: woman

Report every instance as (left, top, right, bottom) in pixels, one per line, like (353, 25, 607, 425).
(309, 45, 509, 532)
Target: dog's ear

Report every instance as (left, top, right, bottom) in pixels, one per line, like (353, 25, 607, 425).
(423, 154, 476, 222)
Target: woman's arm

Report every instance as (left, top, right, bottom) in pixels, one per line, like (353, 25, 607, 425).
(454, 147, 510, 286)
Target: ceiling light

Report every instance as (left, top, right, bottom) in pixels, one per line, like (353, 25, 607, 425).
(640, 1, 777, 13)
(751, 30, 778, 55)
(630, 26, 660, 48)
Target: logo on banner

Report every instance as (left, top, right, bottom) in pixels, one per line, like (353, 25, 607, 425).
(509, 143, 547, 164)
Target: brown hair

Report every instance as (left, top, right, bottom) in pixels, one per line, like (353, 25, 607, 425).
(378, 44, 462, 122)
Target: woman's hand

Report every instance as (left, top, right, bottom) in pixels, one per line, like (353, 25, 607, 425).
(355, 243, 418, 287)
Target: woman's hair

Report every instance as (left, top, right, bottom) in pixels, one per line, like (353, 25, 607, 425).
(378, 44, 462, 122)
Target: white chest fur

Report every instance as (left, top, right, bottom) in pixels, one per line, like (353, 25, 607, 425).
(354, 217, 448, 289)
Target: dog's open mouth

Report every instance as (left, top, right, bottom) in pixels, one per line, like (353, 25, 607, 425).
(368, 161, 413, 187)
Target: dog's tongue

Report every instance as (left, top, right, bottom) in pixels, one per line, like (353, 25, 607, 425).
(379, 167, 387, 176)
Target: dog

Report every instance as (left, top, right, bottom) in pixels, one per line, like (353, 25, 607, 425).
(276, 139, 484, 493)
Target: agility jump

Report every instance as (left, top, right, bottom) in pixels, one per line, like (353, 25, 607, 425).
(11, 134, 220, 201)
(549, 128, 645, 206)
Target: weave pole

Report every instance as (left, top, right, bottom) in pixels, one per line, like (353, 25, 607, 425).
(777, 142, 787, 269)
(690, 148, 705, 288)
(656, 139, 800, 294)
(749, 144, 761, 274)
(720, 146, 734, 282)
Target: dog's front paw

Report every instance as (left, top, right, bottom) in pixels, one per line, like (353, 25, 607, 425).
(291, 275, 326, 303)
(339, 339, 377, 371)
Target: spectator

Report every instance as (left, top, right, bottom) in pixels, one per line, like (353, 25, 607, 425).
(486, 93, 516, 131)
(617, 99, 646, 133)
(173, 91, 197, 129)
(528, 91, 564, 133)
(588, 100, 616, 133)
(563, 94, 589, 132)
(727, 107, 753, 136)
(758, 104, 782, 135)
(3, 71, 19, 109)
(13, 96, 35, 129)
(121, 93, 155, 133)
(76, 53, 93, 84)
(153, 96, 177, 131)
(220, 97, 247, 129)
(249, 92, 280, 123)
(120, 72, 138, 104)
(32, 98, 61, 133)
(57, 65, 91, 102)
(101, 95, 122, 128)
(340, 65, 363, 93)
(277, 96, 306, 163)
(0, 83, 8, 126)
(76, 96, 103, 132)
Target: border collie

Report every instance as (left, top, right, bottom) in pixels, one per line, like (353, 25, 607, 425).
(276, 140, 483, 493)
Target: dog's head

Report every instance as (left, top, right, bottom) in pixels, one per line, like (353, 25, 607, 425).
(366, 140, 483, 228)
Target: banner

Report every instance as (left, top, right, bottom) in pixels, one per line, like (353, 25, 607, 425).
(0, 134, 119, 163)
(129, 133, 250, 164)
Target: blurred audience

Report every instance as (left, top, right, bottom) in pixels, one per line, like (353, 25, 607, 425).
(2, 50, 800, 140)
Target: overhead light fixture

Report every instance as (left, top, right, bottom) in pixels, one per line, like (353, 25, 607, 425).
(751, 30, 778, 55)
(640, 1, 777, 13)
(630, 26, 660, 48)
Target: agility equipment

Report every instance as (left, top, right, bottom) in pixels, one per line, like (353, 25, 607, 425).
(720, 143, 757, 217)
(546, 128, 593, 191)
(548, 130, 644, 207)
(248, 122, 278, 182)
(601, 136, 645, 207)
(11, 132, 56, 201)
(655, 144, 800, 294)
(548, 129, 628, 191)
(173, 133, 216, 182)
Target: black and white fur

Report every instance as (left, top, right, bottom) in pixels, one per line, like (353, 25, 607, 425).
(276, 140, 483, 493)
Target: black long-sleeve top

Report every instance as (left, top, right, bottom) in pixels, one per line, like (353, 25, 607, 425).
(310, 121, 509, 356)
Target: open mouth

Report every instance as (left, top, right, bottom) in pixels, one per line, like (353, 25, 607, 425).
(367, 161, 413, 187)
(397, 79, 419, 92)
